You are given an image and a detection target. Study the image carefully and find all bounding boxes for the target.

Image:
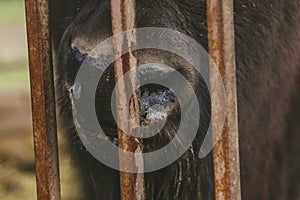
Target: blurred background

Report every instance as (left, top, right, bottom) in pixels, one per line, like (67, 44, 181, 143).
(0, 0, 81, 199)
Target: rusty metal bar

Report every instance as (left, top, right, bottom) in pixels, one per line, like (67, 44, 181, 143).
(207, 0, 242, 199)
(110, 0, 145, 200)
(25, 0, 61, 199)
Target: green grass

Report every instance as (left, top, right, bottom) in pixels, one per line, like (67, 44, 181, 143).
(0, 0, 29, 90)
(0, 0, 26, 26)
(0, 64, 30, 90)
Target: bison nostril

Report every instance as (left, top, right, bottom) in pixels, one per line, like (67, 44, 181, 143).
(140, 84, 176, 123)
(71, 44, 87, 63)
(137, 65, 179, 123)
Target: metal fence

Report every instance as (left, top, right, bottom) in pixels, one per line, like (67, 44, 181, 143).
(25, 0, 241, 199)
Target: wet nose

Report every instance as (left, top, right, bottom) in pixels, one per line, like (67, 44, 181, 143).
(138, 65, 178, 123)
(140, 84, 176, 123)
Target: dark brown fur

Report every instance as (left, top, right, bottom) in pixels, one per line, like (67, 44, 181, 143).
(51, 0, 300, 199)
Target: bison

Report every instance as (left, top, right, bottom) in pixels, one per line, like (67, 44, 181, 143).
(51, 0, 300, 199)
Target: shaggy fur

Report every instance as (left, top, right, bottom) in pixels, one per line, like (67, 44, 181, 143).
(51, 0, 300, 199)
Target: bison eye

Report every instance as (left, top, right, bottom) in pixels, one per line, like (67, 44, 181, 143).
(71, 45, 87, 63)
(75, 0, 83, 13)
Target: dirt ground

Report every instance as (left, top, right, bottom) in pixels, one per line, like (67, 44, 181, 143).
(0, 91, 83, 200)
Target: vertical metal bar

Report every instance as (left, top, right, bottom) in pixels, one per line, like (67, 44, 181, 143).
(110, 0, 145, 200)
(207, 0, 242, 199)
(25, 0, 61, 199)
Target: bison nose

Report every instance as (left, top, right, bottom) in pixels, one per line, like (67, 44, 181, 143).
(140, 84, 176, 124)
(71, 44, 87, 63)
(138, 65, 178, 124)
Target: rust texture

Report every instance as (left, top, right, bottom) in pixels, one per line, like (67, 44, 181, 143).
(25, 0, 61, 199)
(110, 0, 145, 200)
(207, 0, 242, 199)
